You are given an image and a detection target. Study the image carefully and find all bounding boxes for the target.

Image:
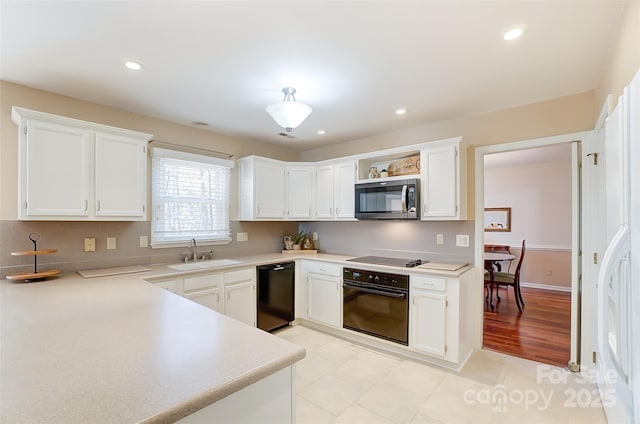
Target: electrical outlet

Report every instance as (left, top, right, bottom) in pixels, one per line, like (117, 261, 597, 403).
(237, 232, 249, 242)
(455, 234, 469, 247)
(106, 237, 117, 250)
(312, 232, 318, 241)
(84, 237, 96, 252)
(436, 234, 444, 245)
(139, 236, 148, 248)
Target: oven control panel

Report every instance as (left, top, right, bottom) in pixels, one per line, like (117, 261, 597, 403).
(343, 267, 409, 290)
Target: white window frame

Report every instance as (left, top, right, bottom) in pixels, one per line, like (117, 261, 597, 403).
(151, 147, 234, 247)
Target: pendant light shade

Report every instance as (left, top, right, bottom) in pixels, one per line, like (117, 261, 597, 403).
(266, 87, 312, 132)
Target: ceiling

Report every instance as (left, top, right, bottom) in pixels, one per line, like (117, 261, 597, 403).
(0, 1, 625, 151)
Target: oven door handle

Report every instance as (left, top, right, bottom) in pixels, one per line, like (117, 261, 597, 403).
(343, 282, 407, 299)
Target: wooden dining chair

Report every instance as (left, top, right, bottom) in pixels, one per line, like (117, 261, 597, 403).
(484, 240, 526, 312)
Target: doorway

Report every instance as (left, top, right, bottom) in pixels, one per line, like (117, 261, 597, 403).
(473, 132, 589, 370)
(481, 144, 573, 366)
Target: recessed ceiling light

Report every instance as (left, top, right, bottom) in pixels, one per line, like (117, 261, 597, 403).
(317, 130, 327, 135)
(503, 27, 524, 41)
(395, 108, 408, 115)
(124, 60, 143, 71)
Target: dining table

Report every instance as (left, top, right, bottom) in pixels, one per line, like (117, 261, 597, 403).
(484, 251, 516, 309)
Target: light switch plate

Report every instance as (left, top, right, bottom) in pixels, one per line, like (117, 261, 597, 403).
(237, 232, 249, 242)
(436, 234, 444, 245)
(139, 236, 148, 248)
(106, 237, 117, 250)
(312, 232, 318, 241)
(456, 234, 469, 247)
(84, 237, 96, 252)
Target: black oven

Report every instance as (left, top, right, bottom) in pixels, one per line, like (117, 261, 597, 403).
(354, 178, 419, 220)
(342, 267, 409, 345)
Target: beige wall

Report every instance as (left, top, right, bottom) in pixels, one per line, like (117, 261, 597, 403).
(595, 1, 640, 112)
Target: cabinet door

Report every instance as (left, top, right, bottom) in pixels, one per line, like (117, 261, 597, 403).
(421, 145, 457, 218)
(154, 279, 180, 294)
(95, 133, 146, 219)
(307, 273, 341, 327)
(334, 161, 356, 219)
(21, 119, 92, 218)
(315, 165, 335, 219)
(255, 161, 286, 218)
(225, 280, 256, 327)
(184, 286, 224, 313)
(286, 166, 313, 219)
(411, 289, 447, 356)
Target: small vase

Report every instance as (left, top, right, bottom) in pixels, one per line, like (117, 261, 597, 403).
(293, 244, 301, 250)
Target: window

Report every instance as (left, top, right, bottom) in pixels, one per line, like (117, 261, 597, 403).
(151, 148, 233, 246)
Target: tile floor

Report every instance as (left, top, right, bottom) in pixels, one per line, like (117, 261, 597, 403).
(275, 325, 608, 424)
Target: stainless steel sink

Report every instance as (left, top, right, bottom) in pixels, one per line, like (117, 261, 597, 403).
(168, 259, 242, 271)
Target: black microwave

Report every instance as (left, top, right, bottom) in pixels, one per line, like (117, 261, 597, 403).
(355, 179, 420, 220)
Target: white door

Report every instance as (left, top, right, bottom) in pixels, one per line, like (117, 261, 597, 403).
(287, 166, 313, 219)
(225, 280, 256, 327)
(23, 120, 92, 218)
(580, 98, 609, 374)
(255, 161, 285, 218)
(411, 289, 447, 356)
(569, 142, 581, 369)
(334, 161, 356, 219)
(184, 287, 224, 313)
(597, 95, 633, 423)
(95, 132, 146, 218)
(307, 273, 341, 327)
(315, 165, 335, 218)
(421, 145, 457, 217)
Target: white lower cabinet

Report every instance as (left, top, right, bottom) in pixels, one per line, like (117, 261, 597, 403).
(183, 274, 224, 314)
(224, 268, 256, 327)
(303, 261, 342, 328)
(224, 275, 256, 327)
(410, 278, 447, 357)
(152, 267, 256, 327)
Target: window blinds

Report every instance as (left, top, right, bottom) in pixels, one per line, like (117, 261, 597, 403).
(151, 148, 234, 246)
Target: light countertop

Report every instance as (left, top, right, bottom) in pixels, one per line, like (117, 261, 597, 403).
(0, 251, 471, 423)
(0, 269, 304, 423)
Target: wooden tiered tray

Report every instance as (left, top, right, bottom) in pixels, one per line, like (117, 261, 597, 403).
(6, 233, 60, 281)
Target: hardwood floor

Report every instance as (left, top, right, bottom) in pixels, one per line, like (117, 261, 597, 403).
(483, 286, 571, 368)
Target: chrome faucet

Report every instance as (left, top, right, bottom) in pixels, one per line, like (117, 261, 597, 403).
(189, 238, 198, 261)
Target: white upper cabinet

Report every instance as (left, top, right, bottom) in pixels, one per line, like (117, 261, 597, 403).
(315, 165, 335, 219)
(420, 138, 466, 220)
(12, 107, 152, 221)
(95, 132, 147, 218)
(286, 165, 314, 219)
(238, 156, 286, 220)
(238, 156, 316, 221)
(314, 160, 356, 220)
(21, 119, 93, 218)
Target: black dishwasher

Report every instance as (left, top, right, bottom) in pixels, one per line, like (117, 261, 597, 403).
(257, 262, 295, 332)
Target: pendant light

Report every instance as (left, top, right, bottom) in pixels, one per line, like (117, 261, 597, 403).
(265, 87, 312, 132)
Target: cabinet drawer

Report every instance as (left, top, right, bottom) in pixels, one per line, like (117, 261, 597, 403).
(411, 276, 446, 292)
(224, 268, 255, 283)
(184, 273, 223, 292)
(304, 261, 341, 277)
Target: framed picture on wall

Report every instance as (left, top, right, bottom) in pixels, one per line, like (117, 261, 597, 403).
(484, 207, 511, 232)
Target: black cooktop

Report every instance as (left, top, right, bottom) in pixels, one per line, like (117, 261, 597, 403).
(346, 256, 423, 268)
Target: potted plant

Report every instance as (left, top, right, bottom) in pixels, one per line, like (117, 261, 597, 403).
(291, 231, 306, 250)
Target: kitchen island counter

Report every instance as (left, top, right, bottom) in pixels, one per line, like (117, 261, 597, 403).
(0, 271, 305, 423)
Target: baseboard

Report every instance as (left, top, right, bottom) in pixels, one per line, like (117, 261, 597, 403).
(520, 281, 572, 293)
